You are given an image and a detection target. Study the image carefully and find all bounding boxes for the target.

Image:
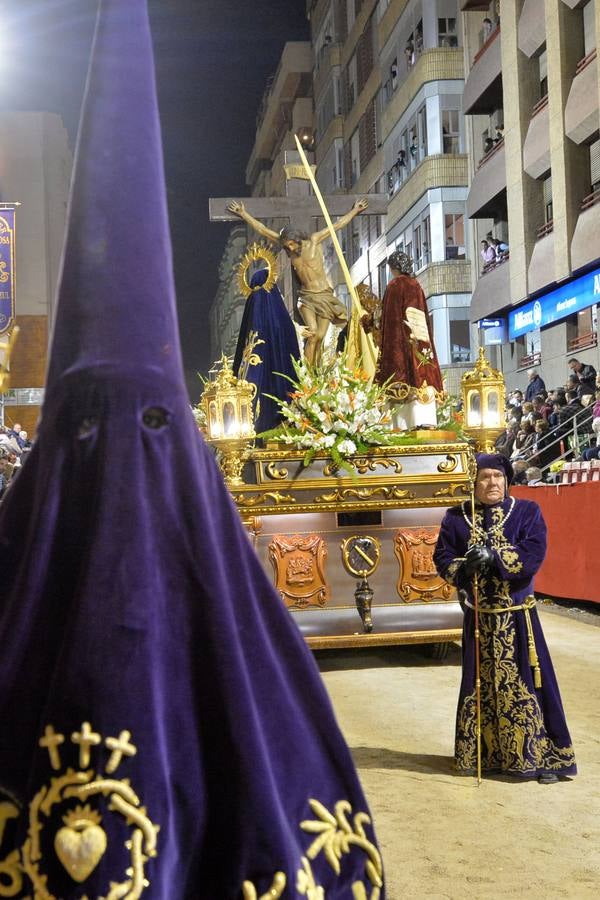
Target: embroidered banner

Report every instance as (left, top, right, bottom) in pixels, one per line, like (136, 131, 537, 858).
(0, 209, 16, 335)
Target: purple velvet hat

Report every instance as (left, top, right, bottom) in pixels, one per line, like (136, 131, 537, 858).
(0, 2, 383, 898)
(476, 452, 514, 484)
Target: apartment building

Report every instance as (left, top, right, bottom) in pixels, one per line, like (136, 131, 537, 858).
(0, 112, 72, 431)
(463, 0, 600, 391)
(209, 42, 314, 362)
(310, 0, 473, 392)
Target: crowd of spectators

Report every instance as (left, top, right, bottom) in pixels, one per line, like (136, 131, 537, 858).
(494, 359, 600, 482)
(0, 422, 31, 500)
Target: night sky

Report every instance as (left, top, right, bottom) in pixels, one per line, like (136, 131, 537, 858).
(0, 0, 309, 390)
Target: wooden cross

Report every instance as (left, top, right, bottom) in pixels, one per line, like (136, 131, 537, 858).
(209, 193, 388, 241)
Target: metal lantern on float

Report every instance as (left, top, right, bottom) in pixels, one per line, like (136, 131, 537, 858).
(460, 347, 506, 451)
(200, 354, 256, 486)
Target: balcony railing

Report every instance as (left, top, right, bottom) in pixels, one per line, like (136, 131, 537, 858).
(575, 47, 597, 76)
(518, 351, 541, 370)
(531, 94, 549, 118)
(472, 23, 500, 66)
(568, 331, 598, 352)
(481, 250, 509, 275)
(536, 219, 554, 240)
(581, 188, 600, 211)
(477, 136, 504, 169)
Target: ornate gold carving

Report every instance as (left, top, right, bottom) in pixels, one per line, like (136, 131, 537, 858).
(235, 491, 296, 507)
(437, 454, 458, 473)
(17, 724, 159, 899)
(323, 456, 402, 477)
(269, 535, 330, 609)
(433, 483, 470, 498)
(394, 527, 453, 603)
(340, 536, 381, 579)
(237, 242, 278, 296)
(265, 461, 289, 480)
(315, 486, 415, 503)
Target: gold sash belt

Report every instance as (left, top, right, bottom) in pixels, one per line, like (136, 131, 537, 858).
(464, 595, 542, 688)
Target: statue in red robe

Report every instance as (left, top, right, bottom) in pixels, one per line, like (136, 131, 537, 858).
(363, 250, 443, 395)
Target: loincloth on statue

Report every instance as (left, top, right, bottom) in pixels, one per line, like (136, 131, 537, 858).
(298, 288, 348, 326)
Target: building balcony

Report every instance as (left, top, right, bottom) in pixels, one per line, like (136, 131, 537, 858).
(378, 0, 413, 49)
(565, 50, 598, 145)
(313, 42, 341, 102)
(466, 139, 506, 219)
(571, 189, 600, 272)
(250, 43, 313, 167)
(381, 48, 464, 142)
(518, 0, 545, 58)
(523, 95, 550, 179)
(417, 260, 472, 301)
(528, 221, 555, 295)
(469, 255, 510, 323)
(460, 1, 489, 9)
(387, 154, 469, 229)
(314, 116, 343, 165)
(463, 26, 502, 115)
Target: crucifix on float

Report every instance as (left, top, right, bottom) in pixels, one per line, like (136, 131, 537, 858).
(209, 166, 387, 366)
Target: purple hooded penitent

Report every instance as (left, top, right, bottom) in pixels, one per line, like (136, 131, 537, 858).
(0, 2, 384, 898)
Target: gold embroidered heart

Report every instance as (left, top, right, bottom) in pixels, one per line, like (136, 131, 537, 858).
(54, 822, 107, 883)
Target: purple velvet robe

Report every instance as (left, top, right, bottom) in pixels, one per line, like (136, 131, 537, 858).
(0, 2, 384, 897)
(433, 497, 576, 778)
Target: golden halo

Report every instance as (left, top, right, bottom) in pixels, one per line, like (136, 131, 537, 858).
(237, 242, 278, 296)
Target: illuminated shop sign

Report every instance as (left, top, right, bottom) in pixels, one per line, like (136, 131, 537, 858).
(508, 266, 600, 340)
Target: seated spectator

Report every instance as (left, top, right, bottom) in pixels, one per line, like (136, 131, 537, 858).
(530, 419, 555, 469)
(510, 422, 536, 460)
(480, 239, 496, 269)
(0, 426, 22, 457)
(525, 368, 546, 401)
(592, 387, 600, 420)
(565, 373, 584, 398)
(512, 459, 529, 484)
(520, 400, 536, 426)
(495, 424, 517, 457)
(582, 417, 600, 461)
(568, 357, 597, 396)
(483, 136, 494, 154)
(482, 17, 494, 40)
(533, 394, 552, 421)
(548, 399, 564, 429)
(557, 390, 584, 439)
(525, 465, 543, 484)
(494, 127, 504, 144)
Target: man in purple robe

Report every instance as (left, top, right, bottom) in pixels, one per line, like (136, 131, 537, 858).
(433, 453, 576, 783)
(0, 2, 384, 897)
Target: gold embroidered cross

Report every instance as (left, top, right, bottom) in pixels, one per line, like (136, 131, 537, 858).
(39, 724, 65, 771)
(105, 730, 137, 774)
(71, 722, 101, 768)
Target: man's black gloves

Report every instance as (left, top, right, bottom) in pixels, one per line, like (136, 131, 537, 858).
(463, 545, 494, 577)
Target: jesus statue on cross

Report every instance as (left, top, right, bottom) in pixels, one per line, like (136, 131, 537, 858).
(226, 198, 368, 366)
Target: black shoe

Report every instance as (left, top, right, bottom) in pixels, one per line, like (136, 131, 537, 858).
(538, 773, 559, 784)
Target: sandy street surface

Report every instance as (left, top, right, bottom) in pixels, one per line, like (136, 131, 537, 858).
(316, 607, 600, 900)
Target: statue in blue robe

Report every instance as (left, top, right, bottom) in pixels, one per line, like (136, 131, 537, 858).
(433, 454, 576, 781)
(233, 268, 300, 435)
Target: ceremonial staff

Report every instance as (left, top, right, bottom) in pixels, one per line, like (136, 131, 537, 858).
(467, 454, 482, 785)
(293, 135, 378, 370)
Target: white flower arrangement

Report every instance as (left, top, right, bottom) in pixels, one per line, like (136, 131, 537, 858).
(260, 354, 418, 471)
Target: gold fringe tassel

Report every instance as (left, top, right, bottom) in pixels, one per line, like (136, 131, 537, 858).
(524, 608, 542, 688)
